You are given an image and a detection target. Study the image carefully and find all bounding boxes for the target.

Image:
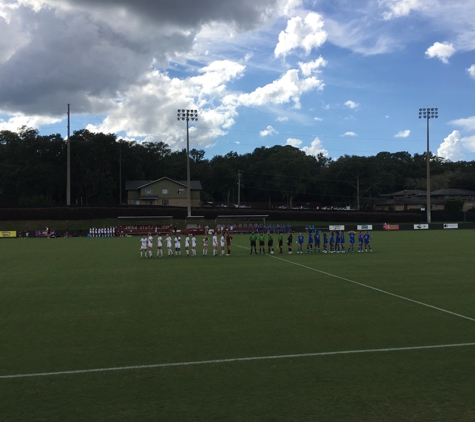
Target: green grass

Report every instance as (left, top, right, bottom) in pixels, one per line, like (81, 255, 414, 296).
(1, 231, 475, 421)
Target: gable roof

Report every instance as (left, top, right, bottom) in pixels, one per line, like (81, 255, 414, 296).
(430, 189, 475, 196)
(125, 177, 202, 191)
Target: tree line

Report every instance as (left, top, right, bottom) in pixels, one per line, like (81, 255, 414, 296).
(1, 126, 474, 208)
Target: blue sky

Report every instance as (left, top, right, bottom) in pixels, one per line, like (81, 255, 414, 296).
(1, 0, 475, 161)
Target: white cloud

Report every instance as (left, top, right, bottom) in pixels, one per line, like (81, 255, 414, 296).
(344, 100, 359, 109)
(323, 16, 398, 56)
(298, 56, 327, 76)
(286, 138, 302, 147)
(395, 129, 410, 138)
(276, 116, 288, 122)
(285, 136, 328, 157)
(462, 135, 475, 152)
(260, 125, 278, 136)
(437, 130, 465, 161)
(314, 117, 322, 121)
(425, 41, 456, 64)
(301, 136, 328, 157)
(381, 0, 433, 20)
(449, 116, 475, 132)
(341, 132, 357, 137)
(237, 69, 324, 109)
(0, 114, 61, 131)
(467, 65, 475, 79)
(86, 62, 243, 149)
(274, 12, 327, 58)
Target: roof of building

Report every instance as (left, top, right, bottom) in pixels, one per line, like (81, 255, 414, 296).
(125, 177, 203, 191)
(374, 197, 445, 206)
(430, 189, 475, 196)
(380, 189, 427, 197)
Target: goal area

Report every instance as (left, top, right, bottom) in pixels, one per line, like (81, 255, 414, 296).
(214, 215, 269, 234)
(117, 216, 173, 236)
(184, 216, 206, 235)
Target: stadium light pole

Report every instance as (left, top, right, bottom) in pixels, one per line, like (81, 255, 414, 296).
(418, 107, 438, 224)
(67, 103, 71, 206)
(177, 109, 198, 217)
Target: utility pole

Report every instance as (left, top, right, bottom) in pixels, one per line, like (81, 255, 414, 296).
(119, 142, 122, 205)
(67, 104, 71, 206)
(237, 169, 241, 207)
(356, 174, 360, 211)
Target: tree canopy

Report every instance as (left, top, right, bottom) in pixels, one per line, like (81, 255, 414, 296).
(1, 127, 474, 207)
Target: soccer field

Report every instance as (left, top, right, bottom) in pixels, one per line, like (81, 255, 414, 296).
(1, 230, 475, 421)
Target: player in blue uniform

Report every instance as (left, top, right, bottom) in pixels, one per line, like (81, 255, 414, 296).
(340, 230, 345, 253)
(329, 231, 335, 253)
(306, 231, 314, 253)
(335, 231, 341, 253)
(297, 232, 304, 254)
(348, 230, 355, 252)
(314, 231, 320, 253)
(364, 231, 372, 252)
(358, 231, 363, 252)
(323, 233, 328, 253)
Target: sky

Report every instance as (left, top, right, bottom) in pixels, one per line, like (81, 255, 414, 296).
(1, 0, 475, 162)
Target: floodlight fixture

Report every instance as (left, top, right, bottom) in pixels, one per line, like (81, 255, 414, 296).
(177, 108, 199, 217)
(418, 107, 439, 224)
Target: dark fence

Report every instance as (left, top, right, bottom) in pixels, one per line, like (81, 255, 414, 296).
(0, 206, 423, 223)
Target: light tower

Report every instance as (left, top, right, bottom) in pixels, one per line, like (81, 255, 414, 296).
(177, 109, 198, 217)
(418, 107, 438, 224)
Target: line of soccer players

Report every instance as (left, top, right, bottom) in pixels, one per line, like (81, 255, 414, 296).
(140, 229, 372, 258)
(249, 230, 372, 255)
(140, 232, 234, 258)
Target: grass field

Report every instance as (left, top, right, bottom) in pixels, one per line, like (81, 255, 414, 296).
(1, 230, 475, 421)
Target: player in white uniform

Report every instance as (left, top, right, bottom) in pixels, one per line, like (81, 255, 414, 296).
(202, 236, 209, 256)
(156, 234, 163, 257)
(212, 233, 218, 256)
(220, 233, 226, 256)
(191, 234, 197, 256)
(166, 234, 173, 256)
(174, 235, 181, 256)
(140, 235, 148, 258)
(185, 234, 190, 257)
(147, 233, 153, 258)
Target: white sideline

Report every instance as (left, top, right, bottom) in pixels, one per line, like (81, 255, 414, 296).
(267, 254, 475, 323)
(1, 342, 475, 380)
(237, 244, 475, 324)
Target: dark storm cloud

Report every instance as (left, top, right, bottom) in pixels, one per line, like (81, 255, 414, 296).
(49, 0, 283, 30)
(0, 0, 285, 116)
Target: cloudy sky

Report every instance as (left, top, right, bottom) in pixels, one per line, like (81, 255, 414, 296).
(1, 0, 475, 161)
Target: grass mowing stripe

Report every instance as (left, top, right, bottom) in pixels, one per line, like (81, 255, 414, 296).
(235, 244, 475, 324)
(2, 342, 475, 380)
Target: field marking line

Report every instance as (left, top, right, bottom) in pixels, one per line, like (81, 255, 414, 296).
(2, 342, 475, 380)
(235, 244, 475, 324)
